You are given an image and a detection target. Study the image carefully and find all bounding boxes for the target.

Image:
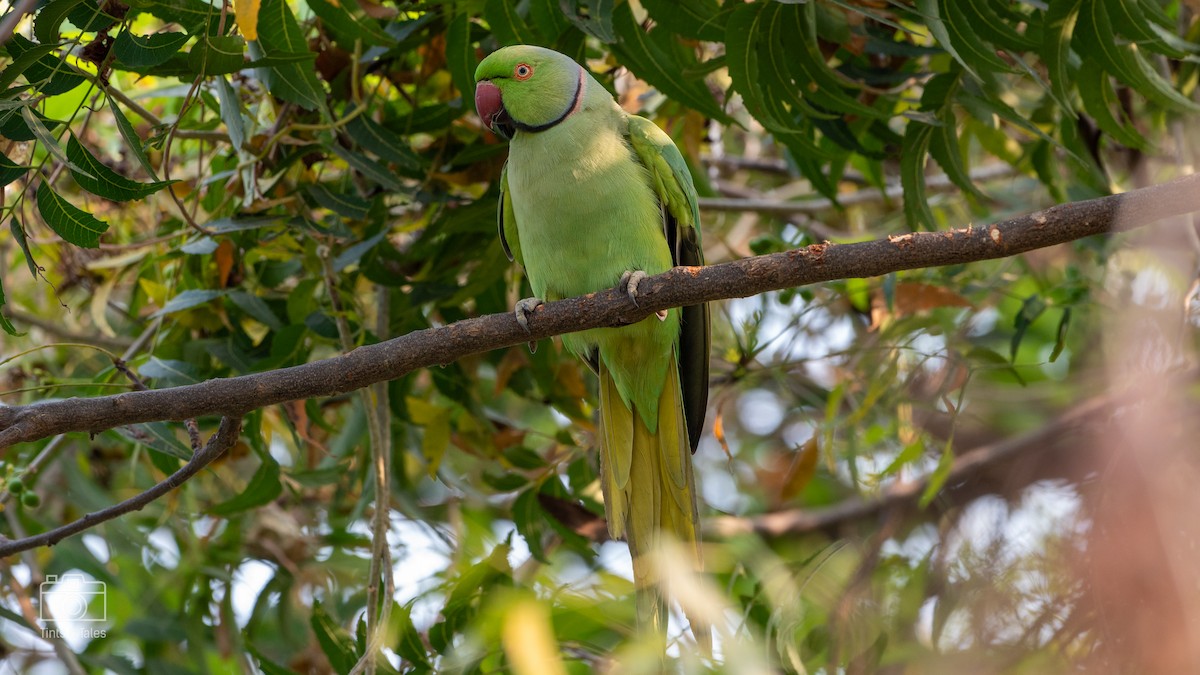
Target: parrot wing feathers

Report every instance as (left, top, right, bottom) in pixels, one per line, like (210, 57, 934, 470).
(498, 162, 523, 266)
(626, 115, 710, 454)
(599, 360, 633, 540)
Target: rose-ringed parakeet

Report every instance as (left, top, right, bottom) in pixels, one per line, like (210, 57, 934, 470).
(474, 45, 710, 642)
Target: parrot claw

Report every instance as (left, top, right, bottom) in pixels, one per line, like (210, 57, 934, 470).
(619, 270, 649, 308)
(514, 296, 544, 332)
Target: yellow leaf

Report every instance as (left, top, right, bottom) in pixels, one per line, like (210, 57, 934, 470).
(216, 238, 236, 288)
(406, 397, 451, 477)
(502, 598, 566, 675)
(90, 272, 119, 339)
(780, 436, 820, 502)
(870, 282, 973, 330)
(137, 278, 168, 307)
(235, 0, 261, 40)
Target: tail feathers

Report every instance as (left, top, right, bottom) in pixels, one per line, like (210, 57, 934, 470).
(598, 358, 707, 650)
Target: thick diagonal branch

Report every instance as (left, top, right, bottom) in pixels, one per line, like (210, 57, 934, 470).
(1, 173, 1198, 450)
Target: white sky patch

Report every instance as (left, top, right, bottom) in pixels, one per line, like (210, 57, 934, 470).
(231, 560, 276, 627)
(391, 518, 451, 609)
(35, 570, 108, 651)
(268, 433, 293, 468)
(81, 535, 110, 565)
(597, 541, 634, 582)
(737, 389, 785, 436)
(142, 528, 180, 570)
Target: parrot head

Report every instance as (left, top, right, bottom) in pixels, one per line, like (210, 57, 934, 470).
(474, 45, 585, 140)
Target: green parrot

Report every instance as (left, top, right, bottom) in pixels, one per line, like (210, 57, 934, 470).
(475, 45, 710, 642)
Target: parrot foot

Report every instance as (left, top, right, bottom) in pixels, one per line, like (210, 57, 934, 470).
(514, 297, 544, 353)
(619, 270, 649, 307)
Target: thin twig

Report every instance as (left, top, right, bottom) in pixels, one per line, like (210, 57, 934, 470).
(0, 417, 243, 557)
(0, 307, 133, 350)
(699, 164, 1020, 215)
(705, 384, 1178, 539)
(0, 0, 38, 46)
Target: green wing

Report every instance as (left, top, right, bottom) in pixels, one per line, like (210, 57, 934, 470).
(498, 162, 523, 267)
(626, 115, 710, 454)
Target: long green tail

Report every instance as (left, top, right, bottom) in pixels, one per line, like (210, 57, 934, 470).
(598, 356, 708, 649)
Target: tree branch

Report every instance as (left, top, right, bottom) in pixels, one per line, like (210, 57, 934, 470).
(706, 373, 1198, 539)
(0, 417, 242, 557)
(2, 174, 1198, 450)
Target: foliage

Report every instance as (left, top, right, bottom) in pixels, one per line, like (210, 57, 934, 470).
(0, 0, 1198, 672)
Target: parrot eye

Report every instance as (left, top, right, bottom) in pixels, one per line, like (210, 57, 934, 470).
(514, 63, 534, 80)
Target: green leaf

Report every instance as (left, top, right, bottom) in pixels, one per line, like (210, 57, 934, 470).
(139, 0, 221, 34)
(216, 75, 247, 150)
(0, 272, 21, 336)
(66, 135, 174, 201)
(107, 97, 160, 180)
(210, 453, 282, 515)
(1077, 59, 1147, 150)
(0, 150, 27, 187)
(21, 107, 100, 183)
(921, 73, 985, 201)
(393, 603, 432, 669)
(310, 603, 357, 674)
(1103, 0, 1190, 58)
(227, 291, 284, 331)
(1050, 307, 1071, 363)
(407, 397, 451, 477)
(151, 289, 226, 317)
(784, 4, 886, 120)
(180, 236, 219, 254)
(114, 422, 193, 460)
(445, 12, 477, 100)
(36, 182, 109, 248)
(188, 35, 247, 76)
(3, 35, 85, 95)
(513, 487, 548, 562)
(113, 30, 191, 68)
(0, 105, 59, 141)
(0, 43, 60, 91)
(253, 0, 326, 111)
(916, 0, 987, 82)
(484, 0, 538, 46)
(1011, 294, 1046, 361)
(1075, 0, 1200, 113)
(304, 183, 370, 219)
(528, 0, 572, 40)
(610, 2, 732, 124)
(956, 0, 1036, 51)
(66, 0, 119, 32)
(138, 357, 199, 386)
(918, 440, 955, 508)
(306, 0, 393, 48)
(33, 0, 84, 44)
(900, 120, 935, 230)
(329, 145, 405, 192)
(344, 115, 422, 175)
(333, 231, 386, 272)
(642, 0, 725, 42)
(1042, 0, 1082, 114)
(9, 218, 39, 279)
(560, 0, 616, 43)
(936, 0, 1015, 76)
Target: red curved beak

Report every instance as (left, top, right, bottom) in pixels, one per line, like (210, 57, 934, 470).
(475, 80, 514, 139)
